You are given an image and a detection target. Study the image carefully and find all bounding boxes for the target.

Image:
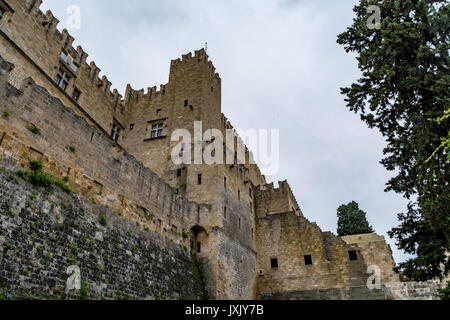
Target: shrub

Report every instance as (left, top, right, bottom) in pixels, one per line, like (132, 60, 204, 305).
(2, 111, 9, 118)
(28, 170, 53, 187)
(29, 124, 40, 135)
(69, 145, 76, 153)
(80, 281, 88, 300)
(98, 215, 107, 226)
(54, 179, 73, 193)
(437, 283, 450, 300)
(29, 160, 43, 172)
(70, 242, 78, 255)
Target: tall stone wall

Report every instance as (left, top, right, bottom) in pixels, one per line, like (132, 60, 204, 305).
(255, 211, 371, 295)
(0, 158, 204, 300)
(341, 233, 399, 284)
(0, 55, 211, 250)
(0, 54, 257, 299)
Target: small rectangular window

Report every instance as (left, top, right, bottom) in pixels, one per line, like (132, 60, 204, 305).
(111, 123, 120, 142)
(151, 123, 164, 138)
(197, 242, 201, 253)
(271, 258, 278, 269)
(238, 190, 240, 200)
(348, 250, 358, 261)
(72, 87, 81, 102)
(129, 124, 135, 130)
(156, 108, 162, 116)
(184, 100, 188, 107)
(224, 177, 227, 188)
(224, 206, 227, 218)
(198, 174, 202, 185)
(238, 217, 241, 229)
(177, 169, 182, 177)
(55, 68, 70, 91)
(304, 255, 313, 265)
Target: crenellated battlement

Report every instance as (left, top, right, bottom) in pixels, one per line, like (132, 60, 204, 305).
(170, 48, 221, 83)
(254, 180, 302, 217)
(1, 0, 128, 133)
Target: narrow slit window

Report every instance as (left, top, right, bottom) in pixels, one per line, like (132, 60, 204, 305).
(304, 255, 313, 265)
(198, 174, 202, 185)
(271, 258, 278, 269)
(197, 242, 201, 253)
(348, 250, 358, 261)
(111, 122, 121, 142)
(224, 206, 227, 218)
(72, 87, 81, 101)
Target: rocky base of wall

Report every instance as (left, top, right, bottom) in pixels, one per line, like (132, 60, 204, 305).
(0, 157, 204, 300)
(258, 280, 441, 300)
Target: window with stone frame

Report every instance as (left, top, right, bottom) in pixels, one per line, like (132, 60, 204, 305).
(111, 118, 123, 142)
(0, 1, 13, 20)
(55, 68, 70, 91)
(151, 123, 164, 138)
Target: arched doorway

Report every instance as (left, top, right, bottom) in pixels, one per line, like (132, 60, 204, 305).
(190, 225, 208, 254)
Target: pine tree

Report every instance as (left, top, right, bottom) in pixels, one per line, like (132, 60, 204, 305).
(337, 0, 449, 281)
(337, 201, 374, 236)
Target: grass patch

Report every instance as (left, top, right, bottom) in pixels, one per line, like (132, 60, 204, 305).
(69, 145, 76, 153)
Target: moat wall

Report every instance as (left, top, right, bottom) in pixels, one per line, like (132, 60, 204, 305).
(0, 158, 204, 300)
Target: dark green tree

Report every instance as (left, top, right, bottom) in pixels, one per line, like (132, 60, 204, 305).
(337, 0, 449, 281)
(337, 201, 375, 236)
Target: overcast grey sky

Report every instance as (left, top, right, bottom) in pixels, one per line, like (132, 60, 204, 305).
(41, 0, 412, 263)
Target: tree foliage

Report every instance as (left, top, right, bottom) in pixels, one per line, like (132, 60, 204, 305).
(337, 201, 375, 236)
(337, 0, 449, 281)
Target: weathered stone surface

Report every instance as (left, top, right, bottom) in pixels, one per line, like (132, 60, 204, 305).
(0, 0, 445, 300)
(0, 158, 204, 300)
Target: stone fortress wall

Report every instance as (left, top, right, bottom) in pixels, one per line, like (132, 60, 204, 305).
(0, 0, 444, 300)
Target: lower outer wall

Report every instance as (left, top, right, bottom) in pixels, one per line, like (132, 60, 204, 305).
(0, 158, 204, 300)
(258, 281, 441, 300)
(197, 228, 257, 300)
